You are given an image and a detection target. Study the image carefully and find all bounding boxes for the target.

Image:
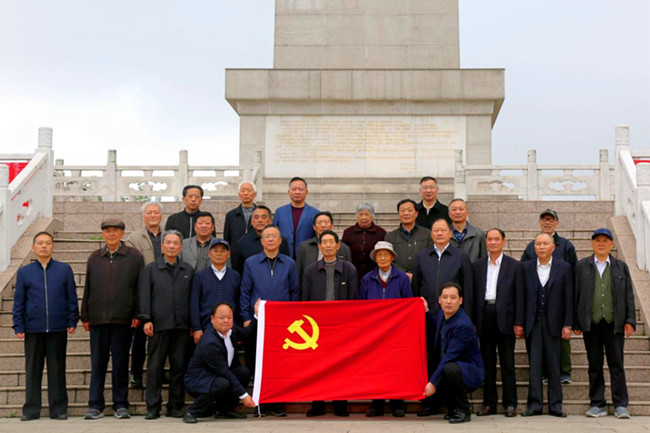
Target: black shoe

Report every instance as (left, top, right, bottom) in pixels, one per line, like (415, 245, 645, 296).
(166, 409, 184, 418)
(392, 409, 405, 417)
(306, 407, 325, 417)
(365, 408, 384, 417)
(145, 410, 160, 420)
(20, 414, 39, 421)
(504, 406, 517, 417)
(444, 414, 451, 420)
(130, 375, 144, 389)
(334, 409, 349, 417)
(182, 412, 198, 424)
(417, 407, 434, 417)
(521, 409, 543, 417)
(449, 410, 471, 424)
(219, 411, 246, 419)
(50, 413, 68, 420)
(268, 409, 287, 417)
(549, 410, 567, 418)
(476, 406, 496, 416)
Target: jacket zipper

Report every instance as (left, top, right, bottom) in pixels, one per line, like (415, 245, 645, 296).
(43, 265, 50, 332)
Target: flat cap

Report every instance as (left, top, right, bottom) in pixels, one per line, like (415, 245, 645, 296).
(101, 218, 125, 230)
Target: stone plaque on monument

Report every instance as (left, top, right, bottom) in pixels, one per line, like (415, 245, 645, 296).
(264, 115, 466, 178)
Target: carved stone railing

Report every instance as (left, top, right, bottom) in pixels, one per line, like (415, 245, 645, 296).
(53, 150, 260, 202)
(454, 148, 613, 200)
(613, 124, 650, 271)
(0, 128, 54, 271)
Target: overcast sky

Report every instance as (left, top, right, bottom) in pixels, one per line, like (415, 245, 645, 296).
(0, 0, 648, 168)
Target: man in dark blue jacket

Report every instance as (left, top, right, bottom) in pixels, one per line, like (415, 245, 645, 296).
(12, 231, 79, 421)
(183, 302, 257, 423)
(424, 282, 483, 424)
(240, 224, 299, 416)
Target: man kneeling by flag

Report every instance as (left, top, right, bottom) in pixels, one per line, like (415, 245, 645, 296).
(183, 302, 258, 423)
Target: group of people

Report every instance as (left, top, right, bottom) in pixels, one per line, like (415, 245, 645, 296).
(11, 176, 637, 423)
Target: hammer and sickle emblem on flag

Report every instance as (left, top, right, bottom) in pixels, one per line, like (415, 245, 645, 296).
(282, 315, 320, 350)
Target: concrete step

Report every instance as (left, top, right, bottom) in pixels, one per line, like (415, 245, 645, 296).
(469, 381, 650, 401)
(514, 349, 650, 367)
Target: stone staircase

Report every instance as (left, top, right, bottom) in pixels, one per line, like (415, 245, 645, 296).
(0, 200, 648, 416)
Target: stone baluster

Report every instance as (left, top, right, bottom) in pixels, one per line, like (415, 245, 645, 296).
(635, 163, 650, 270)
(615, 124, 630, 216)
(599, 149, 610, 200)
(0, 165, 9, 271)
(106, 150, 118, 201)
(38, 127, 54, 217)
(527, 150, 537, 200)
(178, 150, 189, 199)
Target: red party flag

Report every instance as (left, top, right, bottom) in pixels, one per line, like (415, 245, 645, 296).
(252, 298, 428, 403)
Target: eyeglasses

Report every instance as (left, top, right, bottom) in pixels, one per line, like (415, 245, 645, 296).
(262, 234, 280, 239)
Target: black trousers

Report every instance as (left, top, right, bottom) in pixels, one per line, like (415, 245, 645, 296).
(369, 399, 404, 412)
(146, 329, 189, 412)
(525, 316, 562, 412)
(437, 362, 470, 414)
(583, 319, 629, 408)
(23, 332, 68, 418)
(421, 317, 439, 411)
(187, 365, 250, 416)
(89, 324, 132, 411)
(311, 400, 348, 413)
(130, 324, 146, 378)
(480, 304, 517, 409)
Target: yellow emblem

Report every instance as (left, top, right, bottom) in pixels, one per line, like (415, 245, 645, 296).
(282, 315, 319, 350)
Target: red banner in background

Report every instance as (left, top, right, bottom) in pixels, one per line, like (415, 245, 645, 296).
(253, 298, 428, 404)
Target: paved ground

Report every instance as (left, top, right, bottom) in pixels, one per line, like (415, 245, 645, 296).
(1, 414, 649, 433)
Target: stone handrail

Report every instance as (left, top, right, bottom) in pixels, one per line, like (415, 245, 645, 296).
(0, 128, 54, 271)
(454, 148, 613, 200)
(53, 150, 260, 202)
(613, 124, 650, 271)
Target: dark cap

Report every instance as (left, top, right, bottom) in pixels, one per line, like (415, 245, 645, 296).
(209, 238, 230, 250)
(592, 228, 613, 240)
(539, 209, 559, 220)
(101, 218, 125, 230)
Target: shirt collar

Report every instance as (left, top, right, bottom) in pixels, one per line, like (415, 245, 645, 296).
(488, 253, 503, 266)
(434, 243, 449, 256)
(594, 255, 610, 266)
(217, 329, 233, 340)
(537, 257, 553, 268)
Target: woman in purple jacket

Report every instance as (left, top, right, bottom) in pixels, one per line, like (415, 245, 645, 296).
(359, 241, 413, 417)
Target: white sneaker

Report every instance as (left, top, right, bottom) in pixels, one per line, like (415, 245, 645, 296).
(585, 406, 606, 418)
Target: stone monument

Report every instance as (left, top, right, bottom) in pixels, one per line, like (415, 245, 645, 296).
(225, 0, 504, 211)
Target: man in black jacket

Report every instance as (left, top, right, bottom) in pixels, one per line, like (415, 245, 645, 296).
(412, 217, 474, 417)
(301, 230, 357, 418)
(415, 176, 450, 230)
(521, 209, 578, 383)
(473, 228, 524, 417)
(183, 302, 257, 423)
(574, 228, 635, 419)
(165, 185, 205, 239)
(222, 181, 257, 245)
(138, 230, 194, 420)
(81, 219, 144, 420)
(230, 206, 290, 274)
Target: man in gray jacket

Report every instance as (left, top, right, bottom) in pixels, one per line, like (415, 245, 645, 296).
(181, 212, 216, 272)
(448, 199, 486, 262)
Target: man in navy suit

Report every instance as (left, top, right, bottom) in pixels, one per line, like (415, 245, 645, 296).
(183, 302, 257, 423)
(521, 233, 573, 418)
(424, 282, 483, 424)
(273, 177, 320, 258)
(473, 228, 525, 417)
